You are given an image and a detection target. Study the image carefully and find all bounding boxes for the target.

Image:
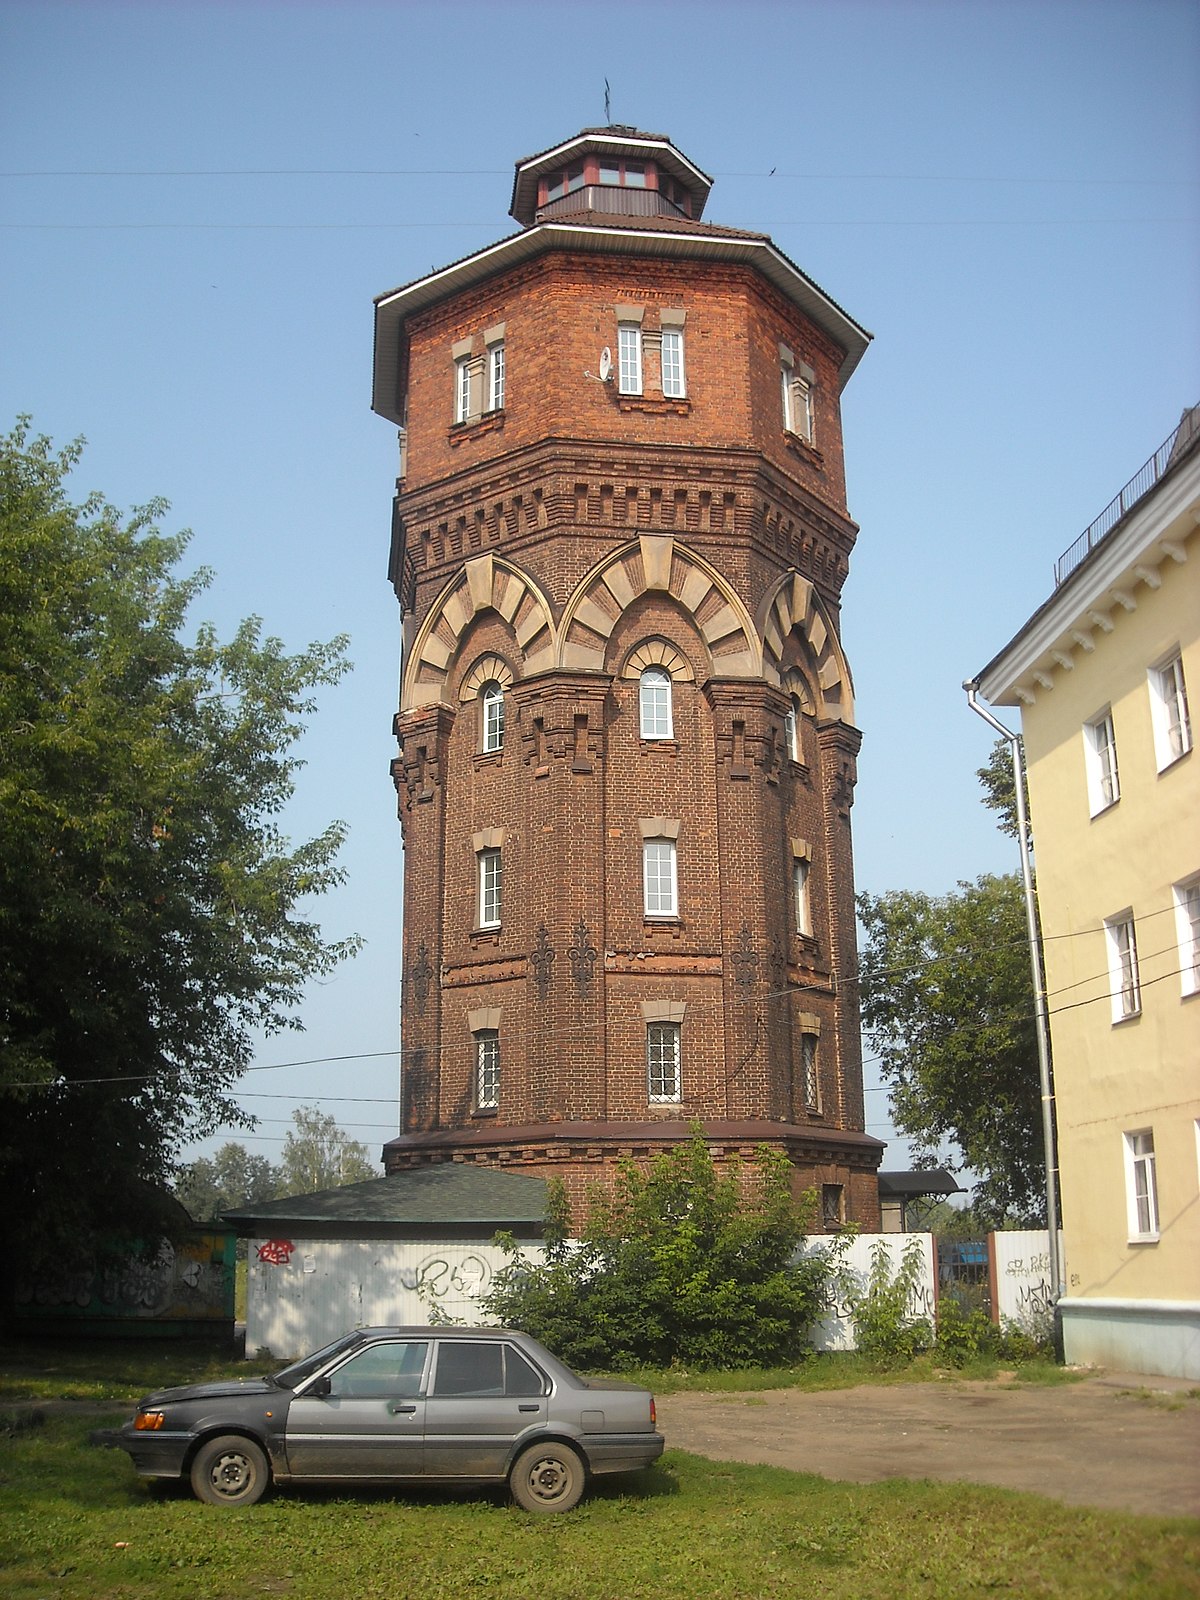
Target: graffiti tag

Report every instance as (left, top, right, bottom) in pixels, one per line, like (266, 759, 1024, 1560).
(257, 1239, 296, 1266)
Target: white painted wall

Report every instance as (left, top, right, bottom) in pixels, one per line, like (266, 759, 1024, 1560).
(245, 1237, 544, 1358)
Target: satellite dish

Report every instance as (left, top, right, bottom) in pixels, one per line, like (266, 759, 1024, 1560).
(599, 347, 613, 382)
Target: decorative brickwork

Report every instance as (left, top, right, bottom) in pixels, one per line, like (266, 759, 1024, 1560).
(375, 129, 882, 1228)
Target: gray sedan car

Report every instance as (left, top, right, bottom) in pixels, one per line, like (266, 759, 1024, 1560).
(109, 1326, 664, 1512)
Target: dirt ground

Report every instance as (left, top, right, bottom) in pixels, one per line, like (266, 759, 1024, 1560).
(657, 1372, 1200, 1519)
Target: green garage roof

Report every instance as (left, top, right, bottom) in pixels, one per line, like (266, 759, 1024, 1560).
(220, 1165, 550, 1238)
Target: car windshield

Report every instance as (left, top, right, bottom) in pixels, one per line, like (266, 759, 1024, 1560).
(272, 1332, 365, 1390)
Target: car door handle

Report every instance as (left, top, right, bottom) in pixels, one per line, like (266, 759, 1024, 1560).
(389, 1403, 418, 1414)
(518, 1404, 541, 1412)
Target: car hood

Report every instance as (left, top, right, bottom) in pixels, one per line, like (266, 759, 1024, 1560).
(139, 1377, 280, 1408)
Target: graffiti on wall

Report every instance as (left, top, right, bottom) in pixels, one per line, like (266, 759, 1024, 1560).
(397, 1253, 493, 1300)
(13, 1234, 233, 1321)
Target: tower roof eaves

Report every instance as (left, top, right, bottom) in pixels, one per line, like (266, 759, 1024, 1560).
(510, 128, 715, 223)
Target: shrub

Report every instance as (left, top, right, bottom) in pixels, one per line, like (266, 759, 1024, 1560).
(483, 1129, 830, 1371)
(837, 1236, 932, 1365)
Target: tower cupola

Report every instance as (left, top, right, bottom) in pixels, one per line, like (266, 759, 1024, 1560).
(510, 126, 714, 226)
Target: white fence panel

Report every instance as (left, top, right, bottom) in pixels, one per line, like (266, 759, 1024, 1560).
(991, 1230, 1061, 1330)
(245, 1237, 544, 1359)
(798, 1232, 936, 1352)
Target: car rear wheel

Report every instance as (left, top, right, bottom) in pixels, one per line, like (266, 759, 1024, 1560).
(189, 1434, 270, 1507)
(509, 1440, 585, 1513)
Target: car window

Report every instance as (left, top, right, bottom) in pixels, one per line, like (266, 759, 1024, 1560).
(431, 1341, 506, 1397)
(274, 1332, 363, 1390)
(326, 1341, 429, 1398)
(504, 1345, 547, 1397)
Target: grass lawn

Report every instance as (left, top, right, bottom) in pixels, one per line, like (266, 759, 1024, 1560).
(1, 1342, 1196, 1599)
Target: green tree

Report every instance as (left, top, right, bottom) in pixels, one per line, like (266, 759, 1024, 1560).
(275, 1106, 379, 1194)
(0, 421, 359, 1284)
(857, 873, 1043, 1224)
(175, 1144, 280, 1223)
(483, 1130, 828, 1371)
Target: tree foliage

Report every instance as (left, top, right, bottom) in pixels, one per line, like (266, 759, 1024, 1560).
(976, 735, 1028, 843)
(275, 1106, 378, 1195)
(857, 873, 1043, 1224)
(174, 1144, 281, 1224)
(0, 421, 359, 1280)
(482, 1130, 828, 1371)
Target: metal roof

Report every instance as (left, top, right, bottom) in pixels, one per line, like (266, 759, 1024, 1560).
(221, 1165, 550, 1230)
(877, 1170, 964, 1199)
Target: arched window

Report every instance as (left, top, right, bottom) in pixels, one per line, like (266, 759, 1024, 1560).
(639, 666, 673, 739)
(481, 681, 504, 752)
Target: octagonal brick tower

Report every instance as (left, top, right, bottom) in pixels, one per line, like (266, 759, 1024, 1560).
(373, 127, 882, 1228)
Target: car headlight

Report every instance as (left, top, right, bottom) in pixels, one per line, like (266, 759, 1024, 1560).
(134, 1410, 166, 1431)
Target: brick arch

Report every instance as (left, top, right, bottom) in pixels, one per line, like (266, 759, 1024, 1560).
(559, 534, 760, 678)
(620, 638, 696, 683)
(759, 571, 855, 723)
(401, 553, 555, 711)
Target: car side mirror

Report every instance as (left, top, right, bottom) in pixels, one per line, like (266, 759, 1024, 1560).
(305, 1375, 332, 1399)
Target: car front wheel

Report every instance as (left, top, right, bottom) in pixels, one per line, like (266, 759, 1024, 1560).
(509, 1440, 585, 1513)
(189, 1434, 270, 1507)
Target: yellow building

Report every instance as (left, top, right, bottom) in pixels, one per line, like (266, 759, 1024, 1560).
(978, 408, 1199, 1379)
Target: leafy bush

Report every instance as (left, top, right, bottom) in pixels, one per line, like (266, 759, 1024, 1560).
(837, 1237, 932, 1365)
(482, 1129, 830, 1371)
(933, 1296, 1000, 1366)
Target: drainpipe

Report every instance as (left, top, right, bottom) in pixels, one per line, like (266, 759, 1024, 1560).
(962, 681, 1063, 1305)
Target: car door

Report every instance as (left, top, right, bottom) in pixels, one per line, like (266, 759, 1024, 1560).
(283, 1337, 430, 1478)
(422, 1338, 549, 1478)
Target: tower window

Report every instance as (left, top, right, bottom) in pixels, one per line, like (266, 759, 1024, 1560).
(599, 158, 646, 188)
(475, 1030, 500, 1111)
(643, 838, 678, 918)
(660, 327, 686, 398)
(618, 323, 643, 395)
(647, 1021, 681, 1102)
(478, 848, 502, 929)
(779, 345, 815, 443)
(455, 357, 472, 425)
(794, 857, 812, 937)
(481, 681, 504, 752)
(488, 342, 505, 412)
(801, 1032, 820, 1112)
(639, 666, 673, 739)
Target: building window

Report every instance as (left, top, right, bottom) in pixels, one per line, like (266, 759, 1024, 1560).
(599, 157, 646, 188)
(1174, 875, 1200, 997)
(794, 857, 812, 937)
(455, 357, 472, 424)
(660, 327, 686, 398)
(801, 1032, 820, 1112)
(784, 694, 803, 761)
(478, 847, 502, 929)
(1123, 1130, 1159, 1241)
(647, 1021, 681, 1103)
(545, 160, 585, 202)
(1149, 651, 1191, 770)
(487, 341, 505, 412)
(779, 345, 815, 443)
(618, 323, 643, 395)
(821, 1184, 844, 1229)
(639, 666, 673, 739)
(481, 681, 504, 753)
(1105, 912, 1141, 1021)
(1084, 710, 1120, 814)
(475, 1030, 500, 1110)
(643, 838, 678, 918)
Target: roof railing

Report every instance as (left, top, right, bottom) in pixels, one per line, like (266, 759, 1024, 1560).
(1054, 405, 1200, 587)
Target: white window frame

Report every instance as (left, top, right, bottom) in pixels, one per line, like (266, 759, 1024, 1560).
(618, 323, 643, 395)
(780, 346, 815, 443)
(475, 1030, 500, 1110)
(794, 857, 812, 937)
(1174, 875, 1200, 997)
(643, 838, 678, 919)
(481, 681, 504, 753)
(639, 666, 673, 739)
(455, 357, 472, 425)
(1149, 651, 1191, 771)
(1105, 911, 1141, 1022)
(1084, 710, 1120, 815)
(487, 341, 506, 412)
(646, 1021, 681, 1103)
(660, 327, 686, 398)
(478, 847, 502, 929)
(1123, 1129, 1159, 1242)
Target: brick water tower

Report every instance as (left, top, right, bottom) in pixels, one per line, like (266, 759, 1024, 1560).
(373, 127, 882, 1228)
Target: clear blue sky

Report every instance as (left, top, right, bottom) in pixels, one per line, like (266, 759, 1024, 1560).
(2, 0, 1197, 1175)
